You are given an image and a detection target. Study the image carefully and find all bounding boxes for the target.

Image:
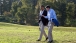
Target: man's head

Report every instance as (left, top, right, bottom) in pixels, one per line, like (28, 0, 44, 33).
(40, 5, 45, 11)
(46, 5, 50, 11)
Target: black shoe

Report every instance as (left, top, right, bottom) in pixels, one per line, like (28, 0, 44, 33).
(46, 37, 48, 41)
(36, 39, 41, 41)
(48, 40, 53, 43)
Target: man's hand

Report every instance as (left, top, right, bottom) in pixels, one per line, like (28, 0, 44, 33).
(42, 15, 44, 17)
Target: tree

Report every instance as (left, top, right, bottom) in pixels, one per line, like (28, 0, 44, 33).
(10, 1, 20, 17)
(65, 2, 75, 26)
(15, 7, 27, 24)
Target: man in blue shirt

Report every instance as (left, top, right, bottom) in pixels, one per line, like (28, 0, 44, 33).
(42, 5, 57, 43)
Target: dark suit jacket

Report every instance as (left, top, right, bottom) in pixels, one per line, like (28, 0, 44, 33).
(41, 10, 48, 26)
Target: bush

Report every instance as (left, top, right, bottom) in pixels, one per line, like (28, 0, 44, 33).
(70, 19, 76, 27)
(0, 16, 5, 22)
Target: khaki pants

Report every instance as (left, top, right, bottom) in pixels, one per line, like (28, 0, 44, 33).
(38, 21, 47, 40)
(48, 21, 54, 41)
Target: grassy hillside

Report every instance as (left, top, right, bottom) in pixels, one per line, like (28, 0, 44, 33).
(0, 22, 76, 43)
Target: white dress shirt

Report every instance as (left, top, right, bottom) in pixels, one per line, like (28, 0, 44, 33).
(40, 10, 44, 16)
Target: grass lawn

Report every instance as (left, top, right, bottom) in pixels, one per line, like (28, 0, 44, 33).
(0, 22, 76, 43)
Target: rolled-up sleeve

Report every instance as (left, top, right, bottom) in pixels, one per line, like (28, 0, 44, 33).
(44, 11, 50, 21)
(44, 16, 48, 18)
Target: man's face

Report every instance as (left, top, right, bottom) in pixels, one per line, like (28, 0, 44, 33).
(46, 8, 50, 11)
(40, 7, 44, 10)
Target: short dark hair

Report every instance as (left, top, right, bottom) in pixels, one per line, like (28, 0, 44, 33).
(41, 5, 45, 7)
(46, 5, 50, 8)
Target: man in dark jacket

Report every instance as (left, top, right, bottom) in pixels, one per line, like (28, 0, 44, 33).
(37, 5, 48, 41)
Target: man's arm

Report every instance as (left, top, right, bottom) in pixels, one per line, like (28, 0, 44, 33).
(42, 15, 48, 18)
(42, 11, 50, 21)
(52, 10, 57, 20)
(38, 11, 42, 23)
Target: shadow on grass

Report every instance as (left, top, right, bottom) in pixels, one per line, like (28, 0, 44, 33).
(39, 40, 59, 43)
(52, 40, 59, 43)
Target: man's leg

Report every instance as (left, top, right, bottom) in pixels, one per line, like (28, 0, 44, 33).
(43, 26, 48, 40)
(38, 21, 44, 40)
(43, 29, 47, 38)
(38, 21, 47, 41)
(48, 21, 54, 42)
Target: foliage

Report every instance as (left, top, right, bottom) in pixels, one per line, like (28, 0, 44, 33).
(0, 0, 76, 26)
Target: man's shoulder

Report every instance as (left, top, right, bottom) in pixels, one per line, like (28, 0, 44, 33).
(50, 9, 55, 12)
(43, 10, 47, 13)
(44, 10, 47, 11)
(50, 9, 54, 11)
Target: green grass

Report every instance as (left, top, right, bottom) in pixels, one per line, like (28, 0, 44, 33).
(0, 22, 76, 43)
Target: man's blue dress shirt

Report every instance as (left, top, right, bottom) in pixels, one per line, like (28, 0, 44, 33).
(44, 9, 59, 27)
